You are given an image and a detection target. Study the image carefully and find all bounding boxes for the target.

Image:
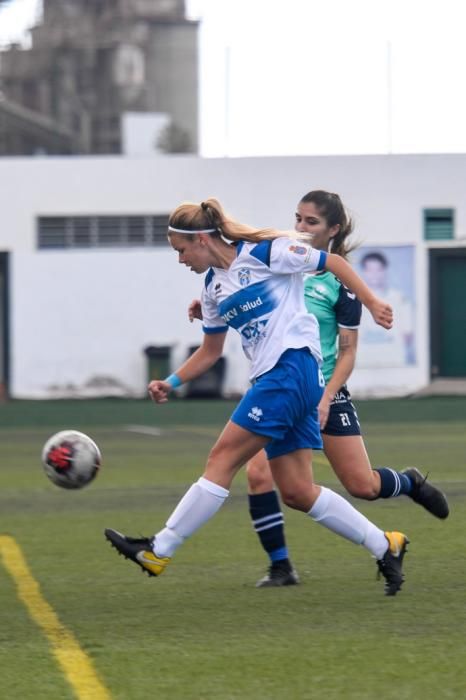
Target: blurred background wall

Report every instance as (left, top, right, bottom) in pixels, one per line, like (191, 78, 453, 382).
(1, 153, 465, 399)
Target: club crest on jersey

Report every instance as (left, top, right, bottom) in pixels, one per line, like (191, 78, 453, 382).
(289, 245, 307, 255)
(238, 268, 251, 287)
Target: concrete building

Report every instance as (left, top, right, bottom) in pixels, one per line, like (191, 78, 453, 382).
(0, 153, 465, 400)
(0, 0, 198, 155)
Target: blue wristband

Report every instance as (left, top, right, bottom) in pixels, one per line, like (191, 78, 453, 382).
(164, 373, 183, 389)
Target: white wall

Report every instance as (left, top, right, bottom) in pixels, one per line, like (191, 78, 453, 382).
(1, 153, 466, 398)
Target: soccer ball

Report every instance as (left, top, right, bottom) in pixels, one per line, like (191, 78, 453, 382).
(41, 430, 101, 490)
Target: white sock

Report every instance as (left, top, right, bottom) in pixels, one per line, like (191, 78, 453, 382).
(308, 486, 388, 559)
(152, 477, 229, 558)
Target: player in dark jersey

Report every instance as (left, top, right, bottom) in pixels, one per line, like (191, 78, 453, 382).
(244, 191, 449, 588)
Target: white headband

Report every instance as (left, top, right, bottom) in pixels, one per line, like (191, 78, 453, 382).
(168, 226, 217, 235)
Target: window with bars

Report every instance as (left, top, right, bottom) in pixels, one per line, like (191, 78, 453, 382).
(37, 215, 170, 249)
(423, 209, 454, 240)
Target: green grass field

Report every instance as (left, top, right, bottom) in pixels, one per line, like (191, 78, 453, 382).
(0, 397, 465, 700)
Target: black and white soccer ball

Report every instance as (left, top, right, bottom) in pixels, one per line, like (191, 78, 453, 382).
(41, 430, 101, 490)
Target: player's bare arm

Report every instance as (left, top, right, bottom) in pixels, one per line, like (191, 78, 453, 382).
(148, 331, 227, 403)
(325, 254, 393, 329)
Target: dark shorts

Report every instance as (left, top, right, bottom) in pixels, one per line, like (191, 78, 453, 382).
(321, 385, 361, 437)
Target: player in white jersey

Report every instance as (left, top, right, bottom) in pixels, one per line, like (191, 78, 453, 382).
(105, 197, 408, 596)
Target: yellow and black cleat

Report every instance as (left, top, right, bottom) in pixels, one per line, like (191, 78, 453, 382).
(104, 528, 170, 577)
(376, 531, 409, 596)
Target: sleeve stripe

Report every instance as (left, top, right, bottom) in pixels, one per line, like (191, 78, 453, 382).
(204, 268, 215, 289)
(202, 325, 228, 334)
(250, 240, 272, 266)
(338, 323, 360, 329)
(317, 250, 327, 271)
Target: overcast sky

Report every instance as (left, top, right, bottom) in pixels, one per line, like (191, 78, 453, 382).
(2, 0, 466, 158)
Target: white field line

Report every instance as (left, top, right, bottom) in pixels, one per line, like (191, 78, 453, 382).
(125, 425, 162, 436)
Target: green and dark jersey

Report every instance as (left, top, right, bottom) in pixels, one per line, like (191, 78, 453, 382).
(303, 271, 362, 383)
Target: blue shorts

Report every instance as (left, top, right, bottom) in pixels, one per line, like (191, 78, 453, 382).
(322, 385, 361, 436)
(231, 347, 324, 460)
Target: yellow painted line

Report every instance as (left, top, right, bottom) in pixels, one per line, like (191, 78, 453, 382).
(0, 535, 112, 700)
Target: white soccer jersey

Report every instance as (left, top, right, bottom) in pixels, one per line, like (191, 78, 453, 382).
(201, 237, 328, 381)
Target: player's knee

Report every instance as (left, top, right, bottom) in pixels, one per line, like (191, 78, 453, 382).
(280, 487, 309, 512)
(206, 443, 224, 463)
(247, 467, 272, 492)
(205, 444, 238, 479)
(246, 457, 273, 492)
(280, 491, 297, 508)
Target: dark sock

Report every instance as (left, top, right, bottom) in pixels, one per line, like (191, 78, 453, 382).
(248, 490, 291, 566)
(375, 467, 413, 498)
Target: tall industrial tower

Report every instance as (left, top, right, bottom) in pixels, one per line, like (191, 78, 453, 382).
(0, 0, 198, 155)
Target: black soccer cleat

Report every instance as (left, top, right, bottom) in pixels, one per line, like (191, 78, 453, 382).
(403, 467, 449, 519)
(376, 531, 409, 596)
(104, 528, 170, 577)
(256, 562, 300, 588)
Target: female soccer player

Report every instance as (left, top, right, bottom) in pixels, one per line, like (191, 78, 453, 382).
(105, 197, 409, 596)
(240, 191, 449, 587)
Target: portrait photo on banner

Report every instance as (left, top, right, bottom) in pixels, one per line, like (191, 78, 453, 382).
(352, 245, 416, 369)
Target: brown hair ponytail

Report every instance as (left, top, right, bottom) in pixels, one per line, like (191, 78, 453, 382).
(169, 198, 293, 243)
